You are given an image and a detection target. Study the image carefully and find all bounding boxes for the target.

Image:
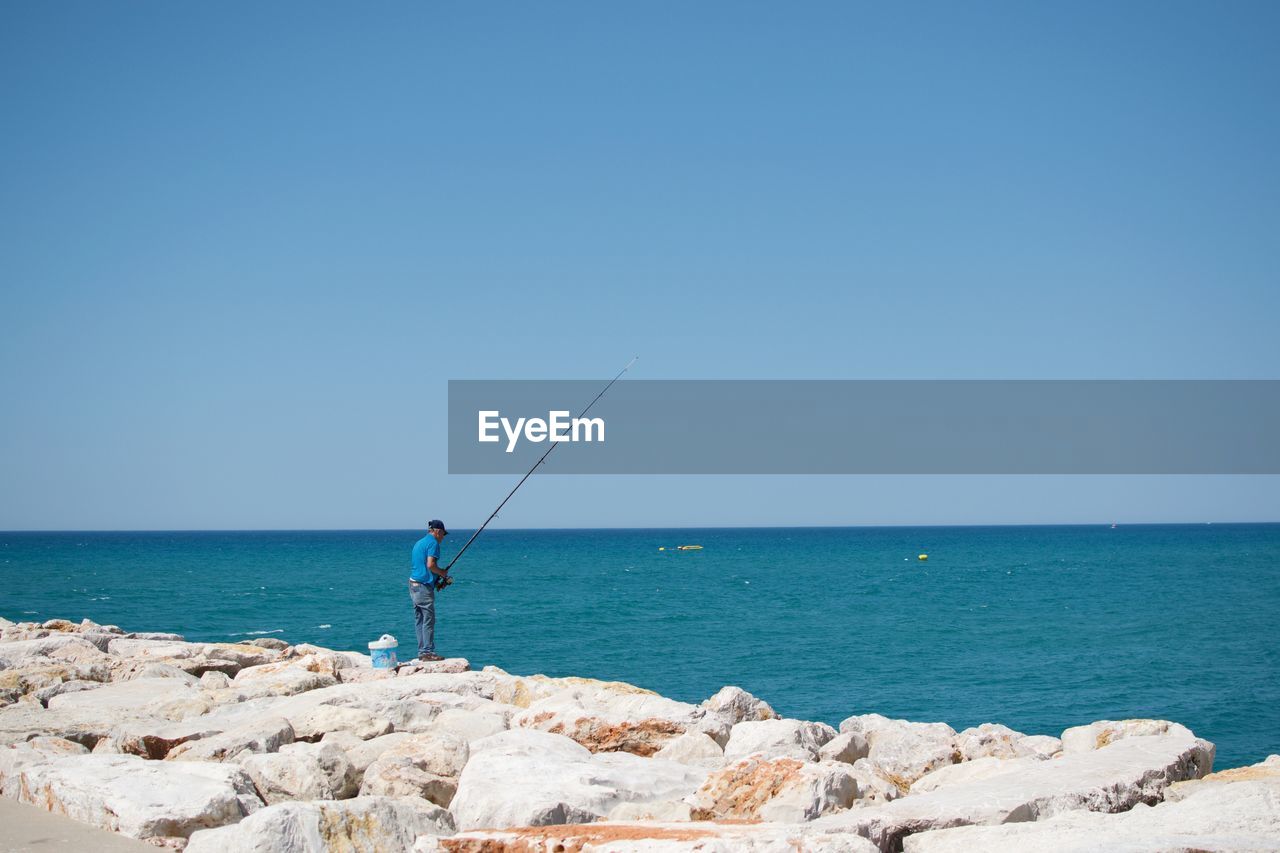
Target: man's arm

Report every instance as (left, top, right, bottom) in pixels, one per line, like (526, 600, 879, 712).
(427, 556, 449, 579)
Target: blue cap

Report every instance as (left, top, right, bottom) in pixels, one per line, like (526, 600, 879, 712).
(428, 519, 448, 534)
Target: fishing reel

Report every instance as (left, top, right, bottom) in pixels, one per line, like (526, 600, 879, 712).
(434, 574, 454, 591)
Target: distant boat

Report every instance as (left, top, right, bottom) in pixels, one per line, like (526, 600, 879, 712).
(677, 545, 703, 551)
(1111, 523, 1117, 529)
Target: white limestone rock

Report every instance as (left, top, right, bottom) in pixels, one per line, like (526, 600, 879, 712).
(46, 676, 201, 718)
(1166, 752, 1280, 801)
(450, 728, 708, 830)
(91, 719, 225, 759)
(903, 755, 1280, 852)
(323, 730, 414, 781)
(167, 716, 295, 762)
(200, 670, 233, 689)
(187, 796, 455, 853)
(1060, 718, 1189, 754)
(16, 753, 262, 839)
(606, 799, 695, 821)
(808, 726, 1216, 851)
(234, 654, 347, 684)
(689, 756, 859, 822)
(910, 755, 1043, 793)
(427, 706, 509, 742)
(238, 741, 359, 804)
(653, 730, 726, 769)
(839, 713, 959, 789)
(701, 685, 779, 724)
(121, 662, 202, 684)
(848, 758, 906, 804)
(291, 705, 393, 741)
(723, 718, 837, 763)
(0, 737, 88, 797)
(820, 730, 871, 764)
(513, 684, 732, 755)
(419, 821, 880, 852)
(394, 657, 472, 676)
(955, 722, 1060, 760)
(0, 635, 110, 669)
(358, 730, 470, 807)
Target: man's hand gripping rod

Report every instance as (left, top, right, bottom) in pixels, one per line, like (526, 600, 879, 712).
(435, 356, 638, 590)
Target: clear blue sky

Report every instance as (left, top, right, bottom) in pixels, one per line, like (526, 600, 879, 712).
(2, 1, 1277, 530)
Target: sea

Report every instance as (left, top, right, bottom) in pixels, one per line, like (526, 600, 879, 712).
(2, 524, 1277, 769)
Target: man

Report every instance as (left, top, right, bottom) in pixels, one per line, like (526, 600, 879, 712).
(409, 519, 450, 662)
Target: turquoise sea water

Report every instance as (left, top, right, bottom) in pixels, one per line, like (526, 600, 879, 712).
(2, 524, 1277, 769)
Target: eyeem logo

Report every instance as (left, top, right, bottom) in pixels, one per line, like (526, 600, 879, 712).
(478, 411, 605, 453)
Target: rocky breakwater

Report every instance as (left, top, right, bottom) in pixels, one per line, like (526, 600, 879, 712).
(1, 614, 1276, 852)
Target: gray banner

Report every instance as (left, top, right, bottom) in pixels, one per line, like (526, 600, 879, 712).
(447, 380, 1280, 474)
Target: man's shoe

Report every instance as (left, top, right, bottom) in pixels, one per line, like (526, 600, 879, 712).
(418, 653, 444, 662)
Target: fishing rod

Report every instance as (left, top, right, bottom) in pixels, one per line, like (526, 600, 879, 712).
(436, 356, 638, 588)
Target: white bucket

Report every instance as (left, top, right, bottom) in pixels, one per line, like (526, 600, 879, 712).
(368, 634, 398, 669)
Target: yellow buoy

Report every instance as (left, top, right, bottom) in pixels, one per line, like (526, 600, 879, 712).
(658, 547, 666, 551)
(918, 554, 928, 561)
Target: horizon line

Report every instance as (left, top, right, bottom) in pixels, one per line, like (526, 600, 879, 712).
(2, 520, 1278, 534)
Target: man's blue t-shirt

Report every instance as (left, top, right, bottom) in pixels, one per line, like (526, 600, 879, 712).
(410, 535, 440, 584)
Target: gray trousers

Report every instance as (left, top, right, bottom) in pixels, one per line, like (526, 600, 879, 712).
(409, 580, 435, 656)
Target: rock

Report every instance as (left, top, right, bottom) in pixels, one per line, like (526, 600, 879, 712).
(76, 632, 121, 652)
(724, 718, 838, 764)
(238, 741, 359, 804)
(820, 730, 871, 764)
(910, 755, 1043, 793)
(241, 637, 289, 651)
(291, 705, 393, 741)
(325, 731, 414, 780)
(0, 662, 112, 704)
(235, 653, 347, 682)
(1, 737, 89, 797)
(229, 669, 339, 699)
(902, 755, 1280, 852)
(1166, 753, 1280, 801)
(0, 635, 110, 669)
(427, 706, 509, 743)
(337, 668, 396, 684)
(0, 697, 162, 749)
(424, 822, 880, 852)
(450, 728, 707, 830)
(127, 632, 186, 641)
(16, 753, 262, 839)
(47, 677, 201, 718)
(358, 731, 470, 806)
(847, 758, 906, 804)
(92, 719, 224, 759)
(167, 717, 295, 762)
(204, 643, 278, 666)
(606, 799, 695, 821)
(485, 669, 649, 708)
(395, 658, 471, 675)
(955, 723, 1060, 760)
(200, 671, 233, 689)
(690, 756, 859, 822)
(839, 714, 960, 789)
(653, 730, 725, 769)
(106, 638, 203, 660)
(513, 685, 731, 756)
(121, 662, 202, 685)
(701, 685, 779, 724)
(1060, 718, 1189, 754)
(186, 796, 454, 853)
(807, 726, 1216, 851)
(41, 619, 78, 632)
(33, 679, 103, 705)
